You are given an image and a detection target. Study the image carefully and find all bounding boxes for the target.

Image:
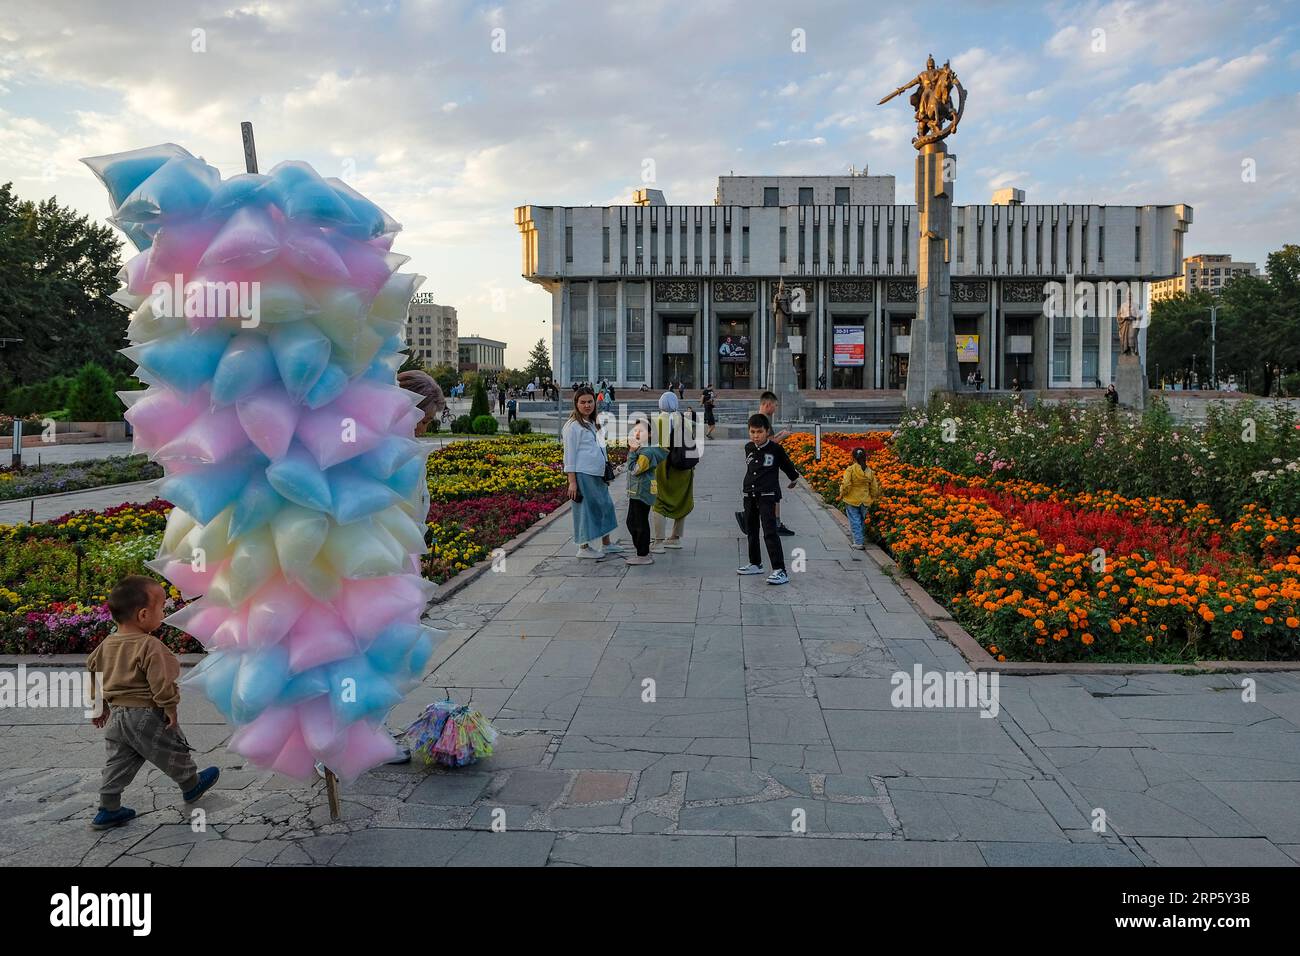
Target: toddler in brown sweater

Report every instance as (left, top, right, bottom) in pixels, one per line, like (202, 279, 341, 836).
(87, 575, 219, 830)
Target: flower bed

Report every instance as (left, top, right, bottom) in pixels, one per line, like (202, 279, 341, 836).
(0, 500, 195, 654)
(786, 432, 1300, 663)
(0, 455, 163, 501)
(424, 434, 624, 581)
(894, 396, 1300, 519)
(0, 436, 614, 651)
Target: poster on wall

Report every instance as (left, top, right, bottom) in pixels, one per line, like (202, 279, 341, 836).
(956, 334, 979, 362)
(833, 325, 865, 367)
(718, 335, 749, 362)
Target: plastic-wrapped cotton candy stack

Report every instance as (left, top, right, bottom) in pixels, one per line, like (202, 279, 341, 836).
(83, 143, 445, 781)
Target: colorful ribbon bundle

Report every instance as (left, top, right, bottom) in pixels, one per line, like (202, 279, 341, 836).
(404, 698, 498, 768)
(83, 142, 446, 781)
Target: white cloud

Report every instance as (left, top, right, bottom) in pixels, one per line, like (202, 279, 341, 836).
(0, 0, 1294, 364)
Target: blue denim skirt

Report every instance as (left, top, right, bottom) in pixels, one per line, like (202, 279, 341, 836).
(571, 472, 617, 544)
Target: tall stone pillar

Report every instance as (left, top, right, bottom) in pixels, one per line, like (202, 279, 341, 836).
(905, 142, 960, 405)
(767, 282, 803, 423)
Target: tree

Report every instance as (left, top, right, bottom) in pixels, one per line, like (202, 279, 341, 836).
(1148, 290, 1213, 385)
(523, 338, 552, 382)
(397, 348, 426, 374)
(469, 376, 491, 419)
(1216, 273, 1277, 393)
(1147, 247, 1300, 395)
(0, 183, 131, 386)
(1213, 245, 1300, 395)
(67, 362, 121, 422)
(428, 362, 459, 394)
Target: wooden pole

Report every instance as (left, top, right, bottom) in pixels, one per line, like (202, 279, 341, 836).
(241, 120, 340, 821)
(240, 121, 259, 175)
(324, 768, 341, 820)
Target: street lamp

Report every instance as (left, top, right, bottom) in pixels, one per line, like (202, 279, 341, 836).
(1205, 305, 1218, 390)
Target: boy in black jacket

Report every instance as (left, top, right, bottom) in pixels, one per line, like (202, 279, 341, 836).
(737, 413, 800, 585)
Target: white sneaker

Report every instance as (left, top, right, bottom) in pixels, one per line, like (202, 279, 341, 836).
(650, 541, 667, 554)
(767, 569, 790, 586)
(577, 546, 606, 560)
(737, 564, 764, 575)
(663, 539, 684, 549)
(603, 542, 626, 554)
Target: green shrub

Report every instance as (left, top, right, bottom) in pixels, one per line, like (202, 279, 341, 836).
(508, 418, 533, 434)
(472, 414, 499, 435)
(470, 377, 491, 420)
(67, 363, 121, 422)
(451, 414, 474, 433)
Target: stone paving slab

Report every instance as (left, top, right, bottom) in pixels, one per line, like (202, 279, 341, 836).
(4, 438, 1299, 865)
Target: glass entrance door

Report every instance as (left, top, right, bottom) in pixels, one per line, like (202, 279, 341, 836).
(661, 317, 695, 388)
(889, 355, 909, 390)
(888, 316, 912, 390)
(717, 315, 752, 389)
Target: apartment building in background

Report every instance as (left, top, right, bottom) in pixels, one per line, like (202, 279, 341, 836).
(405, 294, 458, 367)
(1152, 253, 1259, 301)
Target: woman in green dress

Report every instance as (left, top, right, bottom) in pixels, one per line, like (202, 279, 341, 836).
(650, 391, 696, 552)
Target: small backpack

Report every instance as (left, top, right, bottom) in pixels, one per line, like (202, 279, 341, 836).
(666, 411, 700, 470)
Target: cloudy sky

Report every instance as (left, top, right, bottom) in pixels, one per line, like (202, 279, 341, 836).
(2, 0, 1297, 366)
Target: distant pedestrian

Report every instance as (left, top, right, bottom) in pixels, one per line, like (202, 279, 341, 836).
(701, 384, 717, 439)
(1105, 383, 1119, 407)
(498, 388, 507, 415)
(507, 395, 518, 424)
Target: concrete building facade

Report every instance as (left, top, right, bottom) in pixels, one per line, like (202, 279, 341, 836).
(404, 294, 458, 367)
(1152, 253, 1259, 301)
(515, 174, 1192, 391)
(458, 335, 507, 374)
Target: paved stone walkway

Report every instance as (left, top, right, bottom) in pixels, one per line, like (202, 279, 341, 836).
(0, 481, 161, 525)
(0, 437, 472, 526)
(9, 441, 138, 465)
(3, 439, 1300, 866)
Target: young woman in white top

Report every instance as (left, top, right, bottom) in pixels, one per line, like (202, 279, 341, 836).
(562, 386, 623, 559)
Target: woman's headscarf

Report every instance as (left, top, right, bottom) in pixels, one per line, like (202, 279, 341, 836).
(658, 391, 679, 412)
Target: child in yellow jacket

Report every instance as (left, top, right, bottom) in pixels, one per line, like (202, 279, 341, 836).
(837, 447, 882, 550)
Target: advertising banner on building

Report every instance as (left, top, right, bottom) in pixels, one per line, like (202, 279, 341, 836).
(956, 334, 979, 362)
(833, 325, 865, 367)
(717, 335, 749, 363)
